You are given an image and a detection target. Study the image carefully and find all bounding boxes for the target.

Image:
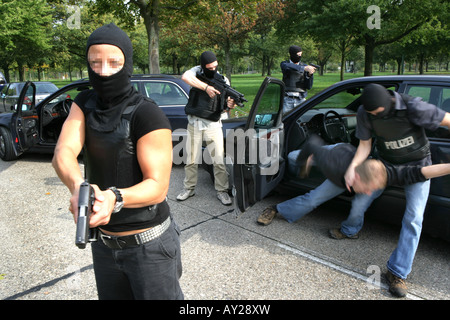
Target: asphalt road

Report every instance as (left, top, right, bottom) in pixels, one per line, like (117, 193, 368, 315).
(0, 153, 449, 302)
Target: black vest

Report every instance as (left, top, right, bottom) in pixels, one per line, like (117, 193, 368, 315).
(282, 64, 307, 92)
(369, 94, 430, 164)
(184, 72, 226, 121)
(83, 100, 169, 232)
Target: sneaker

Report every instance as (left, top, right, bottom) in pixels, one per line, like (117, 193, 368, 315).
(176, 189, 195, 201)
(385, 271, 407, 298)
(257, 205, 278, 226)
(328, 228, 359, 239)
(217, 191, 232, 205)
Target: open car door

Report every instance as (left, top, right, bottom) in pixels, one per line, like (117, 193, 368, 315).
(11, 81, 39, 155)
(227, 77, 285, 213)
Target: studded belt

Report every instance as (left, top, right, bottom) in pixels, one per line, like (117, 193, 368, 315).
(100, 217, 171, 249)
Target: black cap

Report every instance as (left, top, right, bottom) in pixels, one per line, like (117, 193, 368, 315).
(289, 45, 302, 55)
(361, 83, 391, 111)
(200, 51, 217, 68)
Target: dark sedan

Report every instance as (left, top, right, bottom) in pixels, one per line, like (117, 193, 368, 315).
(0, 74, 190, 161)
(221, 75, 450, 242)
(1, 81, 60, 113)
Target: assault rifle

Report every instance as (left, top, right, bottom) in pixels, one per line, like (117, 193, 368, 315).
(75, 181, 98, 249)
(196, 73, 247, 108)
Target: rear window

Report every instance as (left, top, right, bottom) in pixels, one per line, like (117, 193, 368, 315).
(405, 85, 450, 112)
(35, 83, 58, 94)
(141, 81, 188, 106)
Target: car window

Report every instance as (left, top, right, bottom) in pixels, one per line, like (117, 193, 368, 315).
(35, 83, 58, 94)
(21, 85, 36, 113)
(405, 85, 450, 113)
(313, 85, 397, 111)
(254, 81, 283, 128)
(46, 85, 88, 106)
(405, 85, 450, 139)
(141, 81, 188, 106)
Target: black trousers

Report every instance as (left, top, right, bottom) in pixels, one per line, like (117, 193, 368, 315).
(91, 219, 184, 300)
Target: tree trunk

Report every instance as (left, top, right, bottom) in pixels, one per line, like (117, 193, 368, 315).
(418, 54, 425, 74)
(261, 55, 266, 77)
(364, 42, 375, 77)
(18, 62, 24, 81)
(141, 1, 160, 74)
(172, 54, 178, 74)
(224, 38, 232, 82)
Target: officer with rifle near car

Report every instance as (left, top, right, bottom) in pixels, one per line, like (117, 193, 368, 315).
(177, 51, 239, 206)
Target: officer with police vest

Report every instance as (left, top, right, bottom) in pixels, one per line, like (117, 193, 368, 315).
(280, 45, 316, 113)
(177, 51, 235, 205)
(342, 83, 450, 297)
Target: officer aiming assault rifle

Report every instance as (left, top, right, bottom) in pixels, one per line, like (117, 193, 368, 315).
(196, 73, 247, 108)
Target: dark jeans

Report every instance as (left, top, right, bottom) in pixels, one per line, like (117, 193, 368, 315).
(91, 219, 184, 300)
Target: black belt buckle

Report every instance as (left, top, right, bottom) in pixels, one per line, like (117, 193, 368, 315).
(100, 233, 138, 249)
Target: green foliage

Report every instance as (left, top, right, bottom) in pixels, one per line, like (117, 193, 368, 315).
(0, 0, 448, 81)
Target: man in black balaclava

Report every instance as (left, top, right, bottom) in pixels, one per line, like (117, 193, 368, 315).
(52, 23, 183, 300)
(200, 50, 219, 78)
(360, 83, 394, 118)
(340, 83, 450, 297)
(178, 51, 235, 205)
(280, 45, 316, 113)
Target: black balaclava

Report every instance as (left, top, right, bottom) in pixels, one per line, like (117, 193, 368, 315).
(200, 51, 218, 78)
(289, 45, 302, 63)
(361, 83, 393, 117)
(86, 23, 140, 132)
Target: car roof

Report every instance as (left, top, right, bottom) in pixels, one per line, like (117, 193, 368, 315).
(335, 75, 450, 86)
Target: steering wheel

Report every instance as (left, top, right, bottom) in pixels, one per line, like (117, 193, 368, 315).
(59, 98, 73, 117)
(322, 110, 348, 143)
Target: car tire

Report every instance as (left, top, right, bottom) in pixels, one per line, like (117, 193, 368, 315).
(0, 127, 17, 161)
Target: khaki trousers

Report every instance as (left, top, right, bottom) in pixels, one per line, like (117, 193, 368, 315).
(184, 123, 228, 192)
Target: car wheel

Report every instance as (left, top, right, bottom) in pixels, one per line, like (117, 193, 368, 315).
(0, 127, 17, 161)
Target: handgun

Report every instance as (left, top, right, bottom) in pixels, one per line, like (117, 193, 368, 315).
(75, 181, 97, 249)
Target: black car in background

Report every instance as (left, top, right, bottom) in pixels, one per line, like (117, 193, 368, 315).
(1, 81, 60, 113)
(0, 74, 189, 161)
(219, 75, 450, 242)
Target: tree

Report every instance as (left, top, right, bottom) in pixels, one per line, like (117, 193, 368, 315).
(191, 1, 259, 81)
(249, 0, 286, 76)
(0, 0, 52, 81)
(279, 0, 445, 77)
(92, 0, 203, 74)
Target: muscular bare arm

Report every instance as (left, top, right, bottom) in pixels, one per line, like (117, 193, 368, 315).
(52, 102, 85, 194)
(182, 68, 220, 98)
(421, 163, 450, 180)
(345, 138, 372, 191)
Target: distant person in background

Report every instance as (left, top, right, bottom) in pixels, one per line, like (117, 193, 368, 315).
(280, 45, 316, 113)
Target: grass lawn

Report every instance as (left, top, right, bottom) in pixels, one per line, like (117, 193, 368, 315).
(49, 70, 449, 117)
